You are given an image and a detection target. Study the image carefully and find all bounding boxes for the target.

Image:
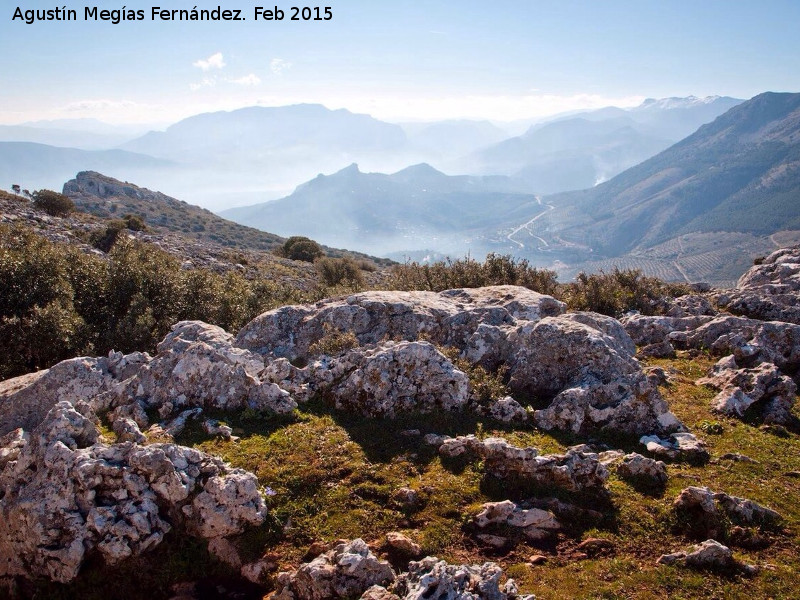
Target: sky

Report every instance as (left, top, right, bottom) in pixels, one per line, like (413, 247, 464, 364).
(2, 0, 800, 127)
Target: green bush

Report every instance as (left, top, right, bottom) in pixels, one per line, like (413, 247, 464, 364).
(281, 236, 324, 262)
(32, 189, 75, 217)
(0, 224, 311, 380)
(562, 268, 690, 316)
(389, 253, 558, 295)
(316, 256, 365, 289)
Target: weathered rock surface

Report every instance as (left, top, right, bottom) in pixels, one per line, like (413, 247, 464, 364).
(329, 342, 470, 418)
(640, 432, 709, 464)
(621, 314, 715, 348)
(717, 246, 800, 325)
(698, 357, 797, 424)
(439, 436, 608, 492)
(394, 557, 532, 600)
(616, 453, 668, 486)
(673, 486, 783, 541)
(236, 287, 566, 366)
(508, 314, 681, 436)
(108, 321, 296, 419)
(0, 356, 119, 436)
(273, 539, 395, 600)
(0, 401, 266, 583)
(242, 288, 681, 436)
(473, 500, 561, 541)
(657, 539, 757, 575)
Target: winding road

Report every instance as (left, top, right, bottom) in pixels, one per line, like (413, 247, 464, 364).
(506, 196, 556, 250)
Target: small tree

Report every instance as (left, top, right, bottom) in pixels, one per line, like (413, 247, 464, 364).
(32, 190, 75, 217)
(11, 184, 20, 195)
(281, 236, 323, 262)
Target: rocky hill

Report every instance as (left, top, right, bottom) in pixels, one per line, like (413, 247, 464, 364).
(221, 163, 537, 256)
(0, 247, 798, 599)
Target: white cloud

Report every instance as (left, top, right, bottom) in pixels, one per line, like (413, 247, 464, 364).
(193, 52, 226, 71)
(229, 74, 261, 86)
(270, 58, 292, 75)
(189, 77, 218, 91)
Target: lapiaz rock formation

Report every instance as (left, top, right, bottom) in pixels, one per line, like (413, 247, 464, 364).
(622, 248, 800, 426)
(0, 284, 687, 588)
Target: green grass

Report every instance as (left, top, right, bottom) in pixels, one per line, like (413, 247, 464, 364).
(12, 353, 800, 599)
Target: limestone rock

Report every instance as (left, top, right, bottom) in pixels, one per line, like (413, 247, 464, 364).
(473, 500, 560, 541)
(236, 287, 565, 366)
(330, 341, 470, 418)
(665, 295, 717, 318)
(109, 321, 296, 419)
(616, 453, 668, 486)
(0, 401, 267, 583)
(621, 314, 714, 347)
(360, 585, 401, 600)
(673, 486, 783, 541)
(698, 358, 796, 424)
(640, 432, 709, 464)
(486, 396, 528, 424)
(439, 436, 608, 492)
(273, 539, 395, 600)
(394, 556, 525, 600)
(0, 356, 120, 436)
(658, 539, 757, 575)
(240, 288, 679, 436)
(718, 246, 800, 325)
(113, 416, 146, 444)
(508, 315, 680, 436)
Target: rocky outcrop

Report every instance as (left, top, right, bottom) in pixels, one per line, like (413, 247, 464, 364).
(236, 286, 566, 365)
(616, 453, 668, 486)
(717, 246, 800, 325)
(657, 539, 757, 575)
(507, 314, 681, 435)
(245, 288, 681, 437)
(698, 356, 797, 424)
(107, 321, 296, 422)
(272, 539, 395, 600)
(473, 500, 561, 542)
(0, 401, 266, 583)
(673, 486, 783, 541)
(0, 356, 122, 436)
(393, 557, 532, 600)
(640, 432, 709, 464)
(438, 436, 608, 492)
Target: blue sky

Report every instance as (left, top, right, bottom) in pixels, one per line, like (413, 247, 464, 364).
(2, 0, 799, 125)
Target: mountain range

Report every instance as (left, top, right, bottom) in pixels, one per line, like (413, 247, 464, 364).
(3, 96, 743, 212)
(459, 96, 743, 192)
(221, 163, 538, 256)
(221, 92, 800, 285)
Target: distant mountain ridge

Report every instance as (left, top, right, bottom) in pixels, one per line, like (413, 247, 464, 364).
(0, 142, 171, 193)
(460, 95, 743, 192)
(546, 91, 800, 255)
(220, 163, 539, 255)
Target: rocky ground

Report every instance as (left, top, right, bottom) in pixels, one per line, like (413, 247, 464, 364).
(1, 226, 799, 598)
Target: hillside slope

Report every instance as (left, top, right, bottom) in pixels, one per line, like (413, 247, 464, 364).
(221, 163, 538, 256)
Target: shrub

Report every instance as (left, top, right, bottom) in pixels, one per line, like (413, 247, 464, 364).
(121, 213, 147, 231)
(316, 256, 365, 289)
(561, 268, 690, 317)
(389, 253, 558, 295)
(281, 236, 324, 262)
(32, 189, 75, 217)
